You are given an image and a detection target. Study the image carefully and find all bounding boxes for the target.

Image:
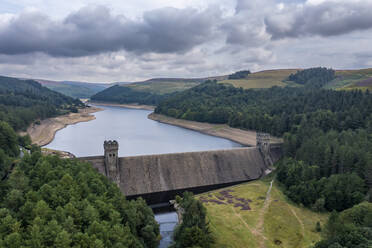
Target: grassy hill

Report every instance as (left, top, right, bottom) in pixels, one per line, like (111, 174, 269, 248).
(196, 179, 328, 248)
(91, 76, 228, 105)
(123, 70, 297, 94)
(89, 68, 372, 105)
(37, 79, 111, 99)
(218, 68, 372, 91)
(324, 68, 372, 90)
(219, 69, 299, 89)
(123, 76, 228, 95)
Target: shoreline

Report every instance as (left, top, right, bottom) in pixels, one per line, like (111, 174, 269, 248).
(22, 106, 103, 147)
(148, 113, 282, 147)
(89, 101, 155, 111)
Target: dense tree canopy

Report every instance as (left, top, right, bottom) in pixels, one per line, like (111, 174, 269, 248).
(171, 192, 213, 248)
(0, 76, 83, 131)
(155, 80, 372, 211)
(228, 70, 251, 79)
(0, 152, 160, 247)
(91, 85, 169, 105)
(287, 67, 335, 87)
(0, 77, 160, 247)
(156, 80, 372, 136)
(315, 202, 372, 248)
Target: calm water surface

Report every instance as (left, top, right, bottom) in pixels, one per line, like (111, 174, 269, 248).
(45, 105, 242, 157)
(45, 105, 242, 248)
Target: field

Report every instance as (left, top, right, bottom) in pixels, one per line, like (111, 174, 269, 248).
(126, 80, 200, 94)
(218, 69, 299, 89)
(196, 179, 328, 248)
(122, 69, 300, 95)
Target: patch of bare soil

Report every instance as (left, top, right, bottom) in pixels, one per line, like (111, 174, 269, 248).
(149, 113, 282, 147)
(25, 107, 102, 146)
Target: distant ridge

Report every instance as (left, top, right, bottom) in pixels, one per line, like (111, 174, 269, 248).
(35, 79, 111, 98)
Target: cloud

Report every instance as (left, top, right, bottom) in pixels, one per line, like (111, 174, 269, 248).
(1, 0, 372, 82)
(265, 0, 372, 39)
(0, 5, 221, 57)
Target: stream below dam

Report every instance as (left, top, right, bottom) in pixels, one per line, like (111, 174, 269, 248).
(44, 105, 242, 247)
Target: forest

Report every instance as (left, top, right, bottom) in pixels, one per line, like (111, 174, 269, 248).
(155, 68, 372, 246)
(287, 67, 335, 87)
(155, 68, 372, 248)
(0, 77, 160, 247)
(91, 85, 169, 105)
(228, 70, 251, 79)
(0, 125, 160, 247)
(0, 76, 83, 131)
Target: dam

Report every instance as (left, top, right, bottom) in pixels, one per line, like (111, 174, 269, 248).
(79, 133, 282, 205)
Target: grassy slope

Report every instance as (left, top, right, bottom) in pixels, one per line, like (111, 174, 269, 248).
(196, 179, 328, 248)
(124, 76, 228, 95)
(126, 81, 200, 94)
(325, 68, 372, 90)
(124, 69, 299, 95)
(218, 69, 299, 89)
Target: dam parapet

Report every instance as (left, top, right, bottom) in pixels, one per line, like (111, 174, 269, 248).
(79, 133, 282, 204)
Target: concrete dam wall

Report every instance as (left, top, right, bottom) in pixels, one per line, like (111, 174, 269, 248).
(79, 136, 282, 204)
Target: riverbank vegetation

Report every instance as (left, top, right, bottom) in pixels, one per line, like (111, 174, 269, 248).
(0, 76, 83, 131)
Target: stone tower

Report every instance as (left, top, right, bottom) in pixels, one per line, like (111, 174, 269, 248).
(104, 140, 119, 185)
(256, 132, 273, 166)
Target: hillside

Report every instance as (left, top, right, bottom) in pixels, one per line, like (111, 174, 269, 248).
(122, 75, 228, 94)
(89, 71, 298, 105)
(90, 84, 170, 105)
(0, 75, 82, 130)
(219, 69, 298, 89)
(323, 68, 372, 90)
(37, 79, 111, 99)
(197, 179, 328, 248)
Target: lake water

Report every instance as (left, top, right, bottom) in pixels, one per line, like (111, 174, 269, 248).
(45, 105, 242, 247)
(45, 105, 242, 157)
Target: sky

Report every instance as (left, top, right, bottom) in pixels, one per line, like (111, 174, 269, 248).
(1, 0, 372, 82)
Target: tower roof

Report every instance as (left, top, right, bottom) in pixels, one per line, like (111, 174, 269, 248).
(104, 140, 119, 149)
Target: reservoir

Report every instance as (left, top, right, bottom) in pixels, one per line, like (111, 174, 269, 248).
(45, 105, 242, 248)
(45, 105, 242, 157)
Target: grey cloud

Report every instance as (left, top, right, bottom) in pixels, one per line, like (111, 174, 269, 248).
(0, 6, 220, 57)
(265, 1, 372, 39)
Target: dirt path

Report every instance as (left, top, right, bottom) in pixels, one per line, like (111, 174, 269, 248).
(254, 180, 274, 248)
(289, 205, 305, 236)
(232, 181, 273, 248)
(22, 107, 102, 146)
(231, 205, 265, 241)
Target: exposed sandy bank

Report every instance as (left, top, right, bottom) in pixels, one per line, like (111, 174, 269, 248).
(148, 113, 282, 147)
(24, 107, 102, 146)
(89, 101, 155, 111)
